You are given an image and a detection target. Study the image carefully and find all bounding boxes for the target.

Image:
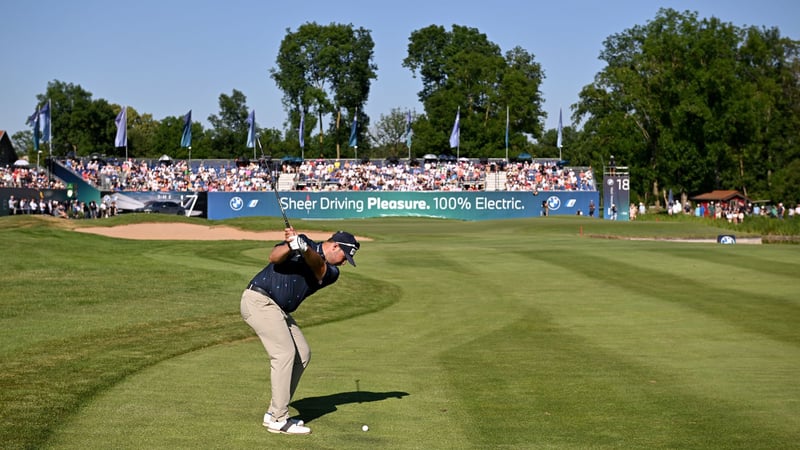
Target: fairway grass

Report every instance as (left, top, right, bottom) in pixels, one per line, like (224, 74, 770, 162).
(1, 215, 798, 449)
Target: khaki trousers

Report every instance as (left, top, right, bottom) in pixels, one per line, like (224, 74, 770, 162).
(240, 289, 311, 422)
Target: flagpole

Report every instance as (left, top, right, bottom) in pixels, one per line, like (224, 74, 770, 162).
(505, 105, 509, 163)
(336, 108, 341, 160)
(353, 107, 358, 161)
(47, 100, 53, 183)
(405, 110, 412, 160)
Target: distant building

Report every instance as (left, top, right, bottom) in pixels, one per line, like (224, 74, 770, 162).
(0, 131, 18, 167)
(690, 190, 750, 209)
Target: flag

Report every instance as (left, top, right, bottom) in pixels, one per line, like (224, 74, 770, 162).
(505, 106, 510, 150)
(114, 106, 127, 147)
(27, 108, 41, 151)
(180, 110, 192, 148)
(348, 112, 358, 148)
(39, 100, 51, 143)
(405, 110, 413, 149)
(556, 107, 563, 149)
(26, 108, 38, 126)
(299, 110, 305, 149)
(246, 110, 256, 148)
(449, 107, 460, 148)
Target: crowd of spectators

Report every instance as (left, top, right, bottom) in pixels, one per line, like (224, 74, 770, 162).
(6, 193, 117, 219)
(54, 156, 596, 193)
(1, 165, 66, 189)
(7, 159, 799, 221)
(667, 199, 799, 222)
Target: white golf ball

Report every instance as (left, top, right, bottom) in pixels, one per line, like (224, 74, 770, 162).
(362, 424, 369, 432)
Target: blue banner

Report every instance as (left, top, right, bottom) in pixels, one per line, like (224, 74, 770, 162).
(208, 191, 600, 221)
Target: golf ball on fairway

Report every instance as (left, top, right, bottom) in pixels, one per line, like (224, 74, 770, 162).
(362, 424, 369, 432)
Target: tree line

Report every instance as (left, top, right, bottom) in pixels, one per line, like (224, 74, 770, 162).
(11, 9, 800, 203)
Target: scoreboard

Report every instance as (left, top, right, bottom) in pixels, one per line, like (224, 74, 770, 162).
(603, 173, 630, 221)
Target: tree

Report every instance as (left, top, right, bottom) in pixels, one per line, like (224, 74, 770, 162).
(403, 25, 545, 158)
(574, 8, 800, 202)
(370, 108, 412, 158)
(207, 90, 251, 159)
(37, 80, 117, 157)
(271, 22, 377, 158)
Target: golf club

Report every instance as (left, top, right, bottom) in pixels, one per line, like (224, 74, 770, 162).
(273, 178, 291, 229)
(257, 139, 291, 229)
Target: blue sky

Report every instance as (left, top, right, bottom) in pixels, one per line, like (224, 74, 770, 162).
(2, 0, 798, 142)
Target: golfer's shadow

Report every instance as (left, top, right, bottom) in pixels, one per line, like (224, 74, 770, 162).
(290, 390, 409, 423)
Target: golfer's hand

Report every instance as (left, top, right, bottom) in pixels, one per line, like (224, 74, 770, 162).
(288, 235, 308, 252)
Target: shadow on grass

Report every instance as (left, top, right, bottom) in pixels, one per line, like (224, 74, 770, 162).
(291, 390, 409, 423)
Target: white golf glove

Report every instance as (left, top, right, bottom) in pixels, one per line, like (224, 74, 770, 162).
(288, 235, 308, 252)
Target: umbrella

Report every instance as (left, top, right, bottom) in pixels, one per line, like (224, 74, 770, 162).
(14, 159, 29, 167)
(158, 154, 172, 162)
(517, 152, 532, 161)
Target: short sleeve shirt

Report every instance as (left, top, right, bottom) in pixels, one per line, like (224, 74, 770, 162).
(248, 235, 340, 312)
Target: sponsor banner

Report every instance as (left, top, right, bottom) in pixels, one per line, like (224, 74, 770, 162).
(102, 191, 207, 217)
(208, 191, 600, 221)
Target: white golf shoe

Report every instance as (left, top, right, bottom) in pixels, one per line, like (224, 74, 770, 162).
(263, 413, 310, 435)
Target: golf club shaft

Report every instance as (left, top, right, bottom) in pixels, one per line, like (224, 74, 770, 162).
(269, 162, 291, 229)
(275, 188, 290, 229)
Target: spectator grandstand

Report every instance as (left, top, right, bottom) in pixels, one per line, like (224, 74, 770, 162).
(40, 156, 596, 193)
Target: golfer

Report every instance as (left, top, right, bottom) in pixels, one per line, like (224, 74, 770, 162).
(240, 228, 360, 435)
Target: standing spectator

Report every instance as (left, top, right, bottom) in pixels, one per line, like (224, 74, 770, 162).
(8, 195, 17, 215)
(589, 200, 596, 217)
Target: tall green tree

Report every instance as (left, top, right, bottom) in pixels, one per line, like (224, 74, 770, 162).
(271, 22, 377, 158)
(403, 25, 544, 158)
(206, 90, 251, 159)
(574, 8, 800, 202)
(38, 80, 117, 157)
(370, 108, 411, 159)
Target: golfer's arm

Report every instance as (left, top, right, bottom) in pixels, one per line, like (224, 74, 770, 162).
(268, 243, 292, 263)
(301, 248, 327, 282)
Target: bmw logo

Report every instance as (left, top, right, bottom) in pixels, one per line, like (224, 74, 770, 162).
(547, 196, 561, 211)
(229, 196, 244, 211)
